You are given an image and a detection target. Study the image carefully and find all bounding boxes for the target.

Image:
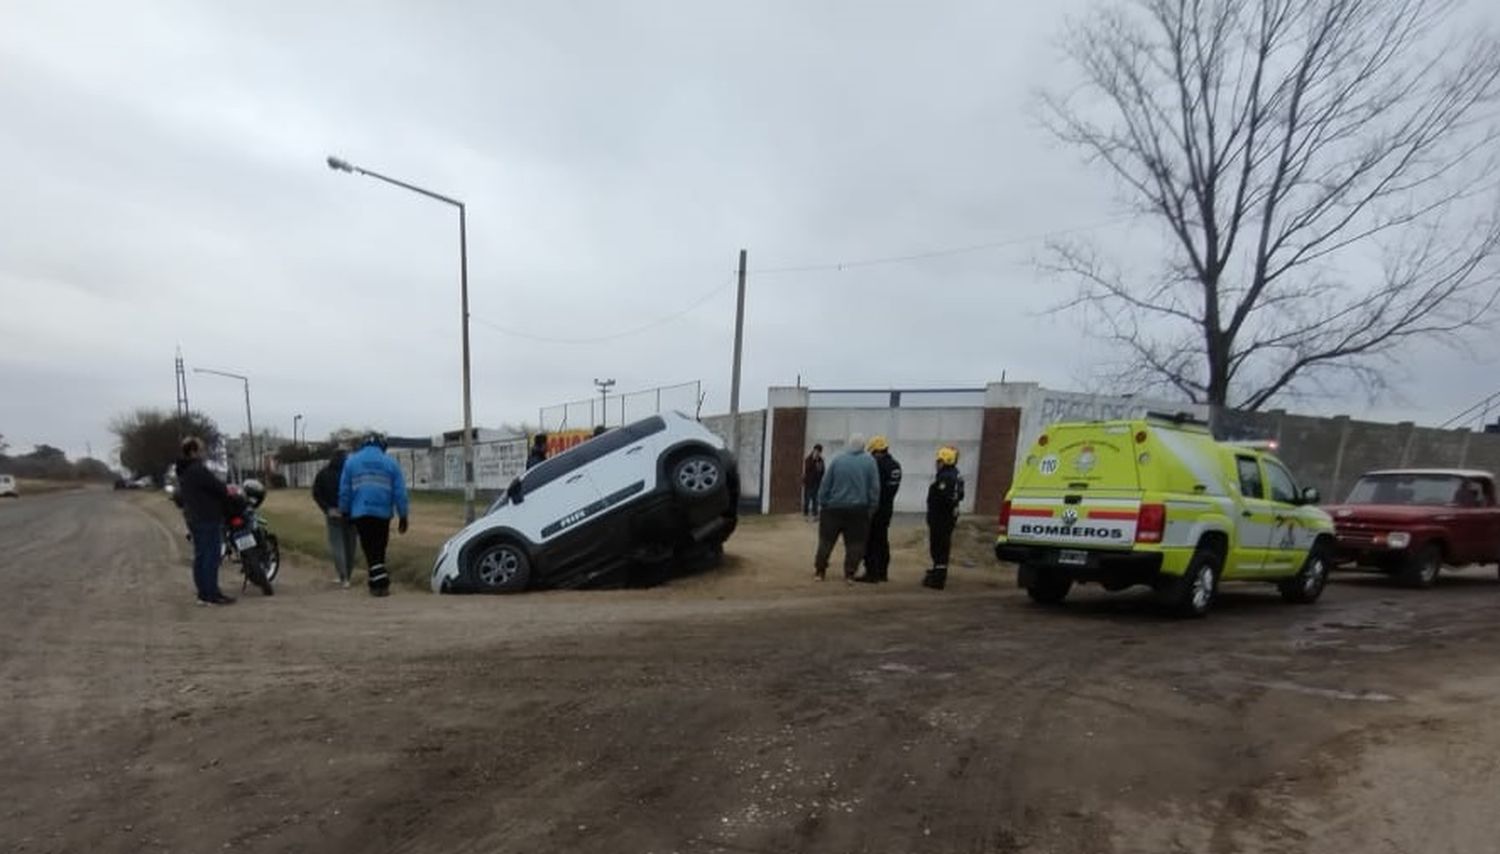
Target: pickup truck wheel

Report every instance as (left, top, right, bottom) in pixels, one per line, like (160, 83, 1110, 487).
(1164, 549, 1221, 618)
(1279, 544, 1330, 604)
(1024, 568, 1072, 606)
(1396, 544, 1441, 589)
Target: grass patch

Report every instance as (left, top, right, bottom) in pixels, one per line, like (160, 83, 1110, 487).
(12, 478, 88, 496)
(260, 489, 467, 590)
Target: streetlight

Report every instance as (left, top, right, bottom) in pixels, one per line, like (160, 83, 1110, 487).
(594, 378, 616, 428)
(293, 414, 303, 447)
(193, 368, 256, 479)
(327, 154, 476, 523)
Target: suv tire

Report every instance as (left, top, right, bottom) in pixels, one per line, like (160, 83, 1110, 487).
(1397, 543, 1441, 589)
(1279, 542, 1329, 604)
(1163, 548, 1221, 618)
(670, 453, 726, 502)
(468, 539, 532, 593)
(1024, 569, 1072, 605)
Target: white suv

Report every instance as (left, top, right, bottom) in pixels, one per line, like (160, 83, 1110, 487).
(0, 474, 16, 498)
(432, 412, 739, 593)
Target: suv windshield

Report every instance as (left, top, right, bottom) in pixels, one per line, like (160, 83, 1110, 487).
(1346, 474, 1466, 506)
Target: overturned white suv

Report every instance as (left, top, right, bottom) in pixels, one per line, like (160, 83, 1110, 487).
(432, 412, 739, 593)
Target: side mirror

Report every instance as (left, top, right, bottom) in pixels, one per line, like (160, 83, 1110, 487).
(1300, 486, 1321, 505)
(506, 477, 524, 504)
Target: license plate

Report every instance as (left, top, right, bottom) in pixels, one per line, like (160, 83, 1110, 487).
(234, 533, 258, 551)
(1059, 550, 1088, 566)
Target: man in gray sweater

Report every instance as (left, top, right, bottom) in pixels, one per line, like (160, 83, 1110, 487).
(814, 434, 881, 581)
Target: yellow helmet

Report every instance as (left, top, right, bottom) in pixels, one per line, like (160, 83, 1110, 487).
(866, 435, 889, 453)
(936, 446, 959, 466)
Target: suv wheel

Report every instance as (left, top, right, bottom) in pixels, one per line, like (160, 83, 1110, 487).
(670, 453, 725, 501)
(1164, 549, 1221, 618)
(468, 540, 532, 593)
(1279, 543, 1329, 604)
(1024, 569, 1072, 606)
(1397, 543, 1441, 589)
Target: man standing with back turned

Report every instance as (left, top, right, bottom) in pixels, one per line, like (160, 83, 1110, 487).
(339, 433, 410, 597)
(813, 434, 880, 582)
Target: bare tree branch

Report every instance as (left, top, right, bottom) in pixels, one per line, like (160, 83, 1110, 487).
(1041, 0, 1500, 410)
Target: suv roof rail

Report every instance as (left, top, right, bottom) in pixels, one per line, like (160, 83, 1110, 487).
(1145, 410, 1209, 426)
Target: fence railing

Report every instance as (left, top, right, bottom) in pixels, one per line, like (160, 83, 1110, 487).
(539, 380, 703, 432)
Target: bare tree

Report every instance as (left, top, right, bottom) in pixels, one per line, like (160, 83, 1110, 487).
(1042, 0, 1500, 411)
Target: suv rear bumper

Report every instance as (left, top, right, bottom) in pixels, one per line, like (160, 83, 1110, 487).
(997, 542, 1171, 588)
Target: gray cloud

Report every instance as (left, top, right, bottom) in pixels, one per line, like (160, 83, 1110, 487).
(2, 0, 1495, 462)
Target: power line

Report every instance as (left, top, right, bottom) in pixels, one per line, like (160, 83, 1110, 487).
(1440, 388, 1500, 429)
(751, 216, 1133, 275)
(470, 273, 736, 344)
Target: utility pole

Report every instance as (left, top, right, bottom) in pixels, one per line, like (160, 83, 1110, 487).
(729, 249, 747, 453)
(594, 378, 616, 428)
(174, 346, 190, 419)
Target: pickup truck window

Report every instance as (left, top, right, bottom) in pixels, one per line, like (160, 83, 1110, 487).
(1264, 461, 1299, 504)
(1236, 456, 1264, 499)
(1346, 473, 1468, 506)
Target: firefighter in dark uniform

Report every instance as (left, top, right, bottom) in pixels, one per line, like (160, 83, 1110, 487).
(857, 436, 902, 583)
(923, 446, 964, 590)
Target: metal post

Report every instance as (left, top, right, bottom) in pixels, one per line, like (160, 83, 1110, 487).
(243, 378, 256, 479)
(729, 249, 747, 453)
(459, 204, 475, 523)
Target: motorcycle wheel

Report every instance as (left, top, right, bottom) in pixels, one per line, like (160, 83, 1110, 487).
(262, 534, 281, 583)
(242, 548, 274, 595)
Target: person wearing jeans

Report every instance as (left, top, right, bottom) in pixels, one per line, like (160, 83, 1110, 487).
(173, 436, 235, 606)
(313, 449, 357, 587)
(813, 435, 880, 581)
(338, 433, 410, 597)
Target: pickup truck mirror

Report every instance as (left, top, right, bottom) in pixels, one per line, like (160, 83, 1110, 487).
(1300, 486, 1321, 505)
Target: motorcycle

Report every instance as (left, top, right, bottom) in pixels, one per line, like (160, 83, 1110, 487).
(224, 479, 279, 595)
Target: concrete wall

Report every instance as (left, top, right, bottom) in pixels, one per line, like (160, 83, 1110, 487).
(804, 407, 985, 514)
(700, 410, 766, 502)
(1219, 410, 1500, 501)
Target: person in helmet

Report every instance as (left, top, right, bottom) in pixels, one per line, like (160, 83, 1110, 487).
(923, 446, 965, 590)
(856, 436, 902, 583)
(338, 433, 410, 597)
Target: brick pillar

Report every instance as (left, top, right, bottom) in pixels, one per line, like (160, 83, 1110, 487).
(767, 407, 808, 514)
(975, 407, 1021, 518)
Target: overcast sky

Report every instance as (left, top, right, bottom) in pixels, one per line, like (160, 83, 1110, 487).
(2, 0, 1497, 463)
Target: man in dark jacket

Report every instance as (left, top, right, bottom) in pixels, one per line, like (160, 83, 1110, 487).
(923, 446, 965, 591)
(174, 436, 235, 606)
(802, 444, 825, 519)
(857, 436, 902, 583)
(312, 449, 357, 588)
(339, 434, 410, 597)
(527, 433, 549, 470)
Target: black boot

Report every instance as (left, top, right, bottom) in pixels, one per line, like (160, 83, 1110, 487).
(922, 567, 947, 590)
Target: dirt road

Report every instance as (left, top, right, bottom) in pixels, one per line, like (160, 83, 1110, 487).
(4, 489, 1500, 853)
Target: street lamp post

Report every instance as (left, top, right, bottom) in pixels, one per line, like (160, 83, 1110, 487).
(327, 155, 476, 523)
(594, 378, 616, 429)
(193, 368, 256, 479)
(293, 414, 303, 447)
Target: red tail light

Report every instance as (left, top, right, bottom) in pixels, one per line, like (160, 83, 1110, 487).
(998, 499, 1013, 532)
(229, 516, 244, 528)
(1136, 504, 1166, 543)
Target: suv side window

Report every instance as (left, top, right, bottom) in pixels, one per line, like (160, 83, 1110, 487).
(1236, 456, 1264, 499)
(1264, 460, 1299, 504)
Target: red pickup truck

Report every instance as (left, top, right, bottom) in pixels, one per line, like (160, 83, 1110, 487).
(1326, 469, 1500, 588)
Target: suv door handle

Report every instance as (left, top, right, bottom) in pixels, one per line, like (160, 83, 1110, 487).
(566, 474, 585, 484)
(625, 446, 644, 455)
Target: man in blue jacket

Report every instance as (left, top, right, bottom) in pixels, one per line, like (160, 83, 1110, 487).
(339, 433, 410, 597)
